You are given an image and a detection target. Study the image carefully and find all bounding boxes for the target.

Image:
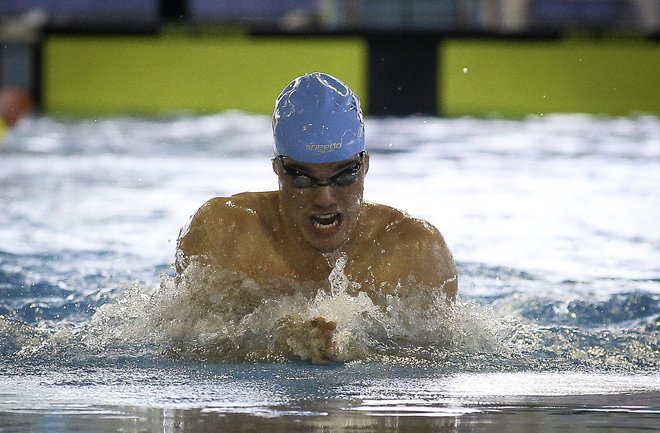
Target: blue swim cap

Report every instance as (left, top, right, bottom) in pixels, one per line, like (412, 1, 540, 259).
(273, 72, 365, 163)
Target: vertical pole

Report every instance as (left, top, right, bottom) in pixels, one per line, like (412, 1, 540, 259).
(32, 38, 42, 112)
(161, 0, 188, 21)
(367, 33, 438, 116)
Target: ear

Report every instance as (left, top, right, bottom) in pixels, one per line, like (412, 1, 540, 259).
(272, 157, 278, 175)
(363, 152, 370, 175)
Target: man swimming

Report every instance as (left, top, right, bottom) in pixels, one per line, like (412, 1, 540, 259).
(176, 72, 457, 363)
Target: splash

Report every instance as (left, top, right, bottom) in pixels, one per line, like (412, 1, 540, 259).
(2, 257, 657, 371)
(73, 255, 525, 365)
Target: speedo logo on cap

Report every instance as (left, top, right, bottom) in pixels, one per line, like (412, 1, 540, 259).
(306, 142, 342, 154)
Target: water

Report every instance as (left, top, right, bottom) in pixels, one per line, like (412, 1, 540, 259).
(1, 113, 658, 432)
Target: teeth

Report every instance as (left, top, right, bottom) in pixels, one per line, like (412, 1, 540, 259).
(312, 219, 339, 229)
(312, 220, 339, 229)
(311, 213, 340, 229)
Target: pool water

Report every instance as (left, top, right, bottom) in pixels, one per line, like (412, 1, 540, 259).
(0, 113, 658, 432)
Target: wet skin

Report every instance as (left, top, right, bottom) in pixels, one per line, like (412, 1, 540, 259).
(176, 152, 458, 362)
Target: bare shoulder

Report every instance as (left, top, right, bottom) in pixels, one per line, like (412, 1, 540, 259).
(221, 191, 278, 213)
(179, 195, 250, 243)
(363, 202, 442, 242)
(185, 192, 275, 230)
(176, 192, 277, 270)
(363, 202, 458, 299)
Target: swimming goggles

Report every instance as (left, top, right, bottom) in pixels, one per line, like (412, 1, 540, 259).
(277, 152, 364, 188)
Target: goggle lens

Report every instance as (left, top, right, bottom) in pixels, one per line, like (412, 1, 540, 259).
(280, 154, 364, 188)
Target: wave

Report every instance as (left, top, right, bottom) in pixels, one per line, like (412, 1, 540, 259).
(1, 259, 657, 372)
(0, 249, 164, 324)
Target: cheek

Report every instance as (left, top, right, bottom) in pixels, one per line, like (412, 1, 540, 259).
(339, 185, 364, 210)
(280, 188, 308, 216)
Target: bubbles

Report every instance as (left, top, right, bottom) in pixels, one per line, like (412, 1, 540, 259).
(0, 315, 47, 357)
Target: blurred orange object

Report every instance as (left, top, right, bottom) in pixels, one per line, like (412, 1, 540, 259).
(0, 87, 34, 127)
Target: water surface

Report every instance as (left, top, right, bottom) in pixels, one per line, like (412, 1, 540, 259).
(0, 113, 658, 431)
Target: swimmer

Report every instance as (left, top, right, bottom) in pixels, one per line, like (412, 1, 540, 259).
(176, 72, 457, 363)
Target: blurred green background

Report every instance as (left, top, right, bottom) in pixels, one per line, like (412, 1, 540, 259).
(3, 0, 657, 118)
(44, 34, 659, 117)
(44, 35, 367, 116)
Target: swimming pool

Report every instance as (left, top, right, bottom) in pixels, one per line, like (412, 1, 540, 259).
(1, 113, 658, 432)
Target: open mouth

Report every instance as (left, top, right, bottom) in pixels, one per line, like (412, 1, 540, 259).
(310, 213, 342, 231)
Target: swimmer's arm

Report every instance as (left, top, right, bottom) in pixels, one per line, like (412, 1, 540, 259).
(396, 219, 458, 301)
(176, 195, 265, 275)
(426, 231, 459, 301)
(176, 198, 230, 274)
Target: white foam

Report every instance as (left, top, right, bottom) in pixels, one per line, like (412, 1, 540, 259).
(52, 255, 525, 365)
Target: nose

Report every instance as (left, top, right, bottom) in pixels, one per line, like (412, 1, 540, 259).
(312, 185, 337, 208)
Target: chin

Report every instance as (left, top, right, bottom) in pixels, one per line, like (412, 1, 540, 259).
(306, 235, 347, 254)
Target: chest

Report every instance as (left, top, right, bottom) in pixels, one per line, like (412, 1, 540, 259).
(221, 237, 330, 289)
(218, 228, 400, 298)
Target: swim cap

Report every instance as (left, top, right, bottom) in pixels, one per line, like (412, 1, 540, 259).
(273, 72, 365, 163)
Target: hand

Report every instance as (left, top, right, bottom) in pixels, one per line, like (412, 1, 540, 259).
(308, 316, 337, 364)
(275, 314, 338, 364)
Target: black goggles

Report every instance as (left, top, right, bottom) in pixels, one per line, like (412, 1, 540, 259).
(277, 152, 364, 188)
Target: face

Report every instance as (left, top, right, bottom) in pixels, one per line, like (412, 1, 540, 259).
(274, 152, 369, 253)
